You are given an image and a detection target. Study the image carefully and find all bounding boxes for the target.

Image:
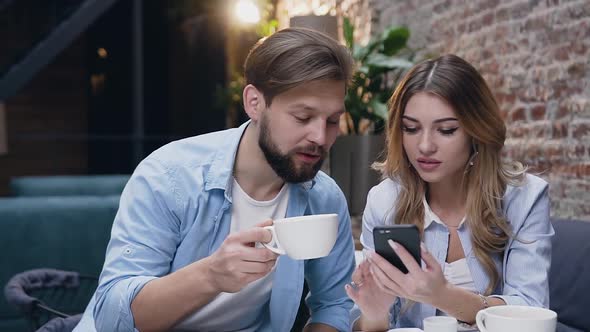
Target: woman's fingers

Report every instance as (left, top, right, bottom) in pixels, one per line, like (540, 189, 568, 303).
(352, 264, 363, 282)
(388, 240, 421, 273)
(420, 242, 440, 272)
(368, 250, 406, 283)
(369, 261, 403, 297)
(345, 283, 360, 303)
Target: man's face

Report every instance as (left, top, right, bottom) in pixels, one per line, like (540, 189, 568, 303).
(257, 80, 345, 183)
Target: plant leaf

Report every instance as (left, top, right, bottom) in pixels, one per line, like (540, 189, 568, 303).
(366, 54, 414, 70)
(343, 17, 354, 50)
(352, 44, 366, 60)
(381, 27, 410, 56)
(369, 99, 389, 121)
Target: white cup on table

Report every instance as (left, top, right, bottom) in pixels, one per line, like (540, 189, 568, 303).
(423, 316, 458, 332)
(476, 305, 557, 332)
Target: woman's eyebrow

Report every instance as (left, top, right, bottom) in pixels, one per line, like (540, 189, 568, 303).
(433, 117, 459, 124)
(402, 115, 419, 122)
(402, 115, 458, 124)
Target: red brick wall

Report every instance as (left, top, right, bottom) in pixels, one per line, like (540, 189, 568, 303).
(372, 0, 590, 221)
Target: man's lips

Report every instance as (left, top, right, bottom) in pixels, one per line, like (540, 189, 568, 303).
(296, 152, 321, 163)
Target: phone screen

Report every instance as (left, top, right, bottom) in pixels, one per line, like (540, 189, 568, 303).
(372, 225, 421, 273)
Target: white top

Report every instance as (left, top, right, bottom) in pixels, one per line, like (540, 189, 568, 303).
(424, 199, 478, 331)
(423, 199, 476, 290)
(173, 179, 290, 331)
(443, 258, 477, 292)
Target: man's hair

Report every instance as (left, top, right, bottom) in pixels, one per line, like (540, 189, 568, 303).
(243, 27, 354, 106)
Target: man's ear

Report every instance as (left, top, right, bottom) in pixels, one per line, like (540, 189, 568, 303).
(243, 84, 266, 122)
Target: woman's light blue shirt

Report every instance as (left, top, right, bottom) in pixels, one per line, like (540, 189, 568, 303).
(356, 174, 553, 329)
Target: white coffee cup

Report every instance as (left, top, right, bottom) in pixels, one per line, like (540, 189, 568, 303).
(422, 316, 457, 332)
(476, 305, 557, 332)
(262, 213, 338, 260)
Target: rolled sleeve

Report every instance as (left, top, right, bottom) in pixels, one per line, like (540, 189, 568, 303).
(498, 185, 554, 308)
(93, 276, 157, 331)
(92, 157, 184, 331)
(309, 305, 352, 331)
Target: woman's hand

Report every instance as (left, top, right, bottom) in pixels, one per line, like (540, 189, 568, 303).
(345, 259, 397, 322)
(367, 240, 449, 305)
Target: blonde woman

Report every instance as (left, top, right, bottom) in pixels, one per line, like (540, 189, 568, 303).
(346, 54, 554, 330)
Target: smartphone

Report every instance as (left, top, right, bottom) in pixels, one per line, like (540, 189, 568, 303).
(373, 225, 421, 274)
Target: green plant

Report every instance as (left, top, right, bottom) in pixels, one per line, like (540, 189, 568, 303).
(342, 17, 414, 135)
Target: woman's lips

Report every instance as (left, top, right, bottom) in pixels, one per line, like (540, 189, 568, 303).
(417, 158, 441, 171)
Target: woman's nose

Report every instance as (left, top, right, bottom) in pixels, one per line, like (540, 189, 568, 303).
(418, 132, 436, 154)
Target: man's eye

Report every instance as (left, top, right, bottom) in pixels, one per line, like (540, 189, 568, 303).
(401, 125, 418, 133)
(439, 127, 458, 136)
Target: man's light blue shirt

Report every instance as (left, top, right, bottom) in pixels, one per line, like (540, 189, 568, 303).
(74, 121, 355, 332)
(354, 174, 554, 329)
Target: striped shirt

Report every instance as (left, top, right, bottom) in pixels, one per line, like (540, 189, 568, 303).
(356, 174, 553, 329)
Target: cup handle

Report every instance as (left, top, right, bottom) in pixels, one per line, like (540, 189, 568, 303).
(261, 226, 285, 255)
(475, 310, 488, 332)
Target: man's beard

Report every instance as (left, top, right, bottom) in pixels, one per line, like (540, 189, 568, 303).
(258, 115, 326, 183)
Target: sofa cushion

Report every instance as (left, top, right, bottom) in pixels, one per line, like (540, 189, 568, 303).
(9, 175, 129, 197)
(550, 219, 590, 331)
(0, 196, 119, 331)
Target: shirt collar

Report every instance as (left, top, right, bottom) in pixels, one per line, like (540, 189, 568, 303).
(423, 197, 466, 229)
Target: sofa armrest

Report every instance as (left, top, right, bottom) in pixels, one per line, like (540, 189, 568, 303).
(0, 195, 119, 323)
(9, 175, 129, 197)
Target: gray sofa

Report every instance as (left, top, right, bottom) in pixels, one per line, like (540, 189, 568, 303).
(9, 175, 129, 197)
(0, 196, 119, 332)
(550, 219, 590, 332)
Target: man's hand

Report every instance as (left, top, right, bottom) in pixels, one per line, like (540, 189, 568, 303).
(204, 219, 279, 293)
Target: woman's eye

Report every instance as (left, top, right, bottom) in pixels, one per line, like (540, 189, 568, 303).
(294, 116, 310, 123)
(401, 125, 418, 133)
(439, 127, 458, 136)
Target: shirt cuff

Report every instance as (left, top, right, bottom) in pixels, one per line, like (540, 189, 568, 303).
(94, 275, 158, 332)
(309, 306, 351, 332)
(488, 294, 528, 306)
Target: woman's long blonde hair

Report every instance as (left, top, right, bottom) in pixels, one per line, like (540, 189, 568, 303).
(374, 54, 526, 294)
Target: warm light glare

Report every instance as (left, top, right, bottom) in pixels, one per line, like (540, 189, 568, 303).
(235, 0, 260, 24)
(97, 48, 108, 58)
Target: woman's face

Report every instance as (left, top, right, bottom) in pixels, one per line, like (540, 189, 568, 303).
(401, 92, 471, 185)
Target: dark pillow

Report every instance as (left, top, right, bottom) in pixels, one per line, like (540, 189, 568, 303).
(550, 219, 590, 331)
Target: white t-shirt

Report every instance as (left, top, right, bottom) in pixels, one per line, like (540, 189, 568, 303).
(173, 179, 289, 331)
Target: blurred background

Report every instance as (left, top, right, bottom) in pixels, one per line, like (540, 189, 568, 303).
(1, 0, 588, 221)
(1, 1, 589, 331)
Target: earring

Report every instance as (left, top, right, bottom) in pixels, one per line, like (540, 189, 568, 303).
(468, 151, 479, 166)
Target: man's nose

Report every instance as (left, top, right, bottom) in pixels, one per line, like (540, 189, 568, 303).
(308, 120, 327, 147)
